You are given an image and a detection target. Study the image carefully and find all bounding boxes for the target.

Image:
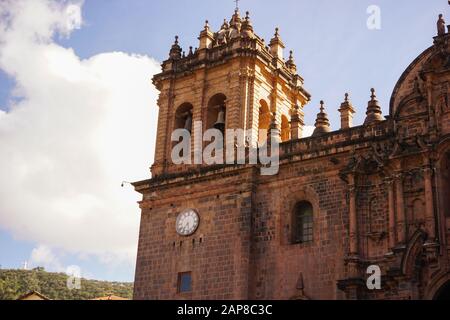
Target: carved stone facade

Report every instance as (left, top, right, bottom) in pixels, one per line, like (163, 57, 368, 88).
(133, 11, 450, 300)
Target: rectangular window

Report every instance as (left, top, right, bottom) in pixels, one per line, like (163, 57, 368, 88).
(177, 272, 192, 293)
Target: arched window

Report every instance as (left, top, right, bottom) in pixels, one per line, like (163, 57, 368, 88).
(292, 201, 314, 244)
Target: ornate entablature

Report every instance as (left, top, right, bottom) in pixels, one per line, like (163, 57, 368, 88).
(153, 10, 309, 98)
(149, 9, 315, 176)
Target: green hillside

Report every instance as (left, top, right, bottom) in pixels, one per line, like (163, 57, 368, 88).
(0, 268, 133, 300)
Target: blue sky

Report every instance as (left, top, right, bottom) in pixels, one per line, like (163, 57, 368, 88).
(1, 0, 448, 121)
(0, 0, 448, 282)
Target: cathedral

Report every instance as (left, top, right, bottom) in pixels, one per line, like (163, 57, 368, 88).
(132, 9, 450, 300)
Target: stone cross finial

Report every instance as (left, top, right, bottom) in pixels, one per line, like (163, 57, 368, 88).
(320, 100, 325, 112)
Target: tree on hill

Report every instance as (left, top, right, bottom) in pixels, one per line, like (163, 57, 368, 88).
(0, 269, 133, 300)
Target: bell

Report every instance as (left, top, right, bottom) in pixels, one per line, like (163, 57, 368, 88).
(184, 113, 192, 132)
(213, 108, 225, 132)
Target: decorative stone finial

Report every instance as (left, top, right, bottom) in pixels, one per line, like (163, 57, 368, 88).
(188, 46, 194, 56)
(370, 88, 376, 100)
(169, 35, 182, 59)
(313, 100, 331, 136)
(286, 50, 297, 72)
(274, 27, 280, 38)
(341, 93, 353, 108)
(231, 7, 241, 25)
(319, 100, 325, 112)
(199, 19, 215, 50)
(437, 14, 446, 36)
(270, 27, 285, 59)
(241, 10, 254, 38)
(221, 19, 229, 30)
(364, 88, 384, 125)
(339, 93, 356, 129)
(229, 8, 242, 38)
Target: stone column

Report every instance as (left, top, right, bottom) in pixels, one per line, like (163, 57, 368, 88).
(395, 173, 406, 245)
(151, 88, 173, 176)
(386, 178, 396, 250)
(423, 166, 436, 241)
(348, 175, 358, 255)
(267, 112, 281, 143)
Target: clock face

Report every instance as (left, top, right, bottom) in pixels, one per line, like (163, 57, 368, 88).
(176, 209, 199, 236)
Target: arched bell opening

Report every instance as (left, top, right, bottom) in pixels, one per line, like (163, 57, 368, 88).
(206, 93, 227, 134)
(172, 103, 194, 160)
(174, 103, 194, 132)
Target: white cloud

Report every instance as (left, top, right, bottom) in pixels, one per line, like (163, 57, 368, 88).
(29, 245, 64, 272)
(0, 0, 160, 272)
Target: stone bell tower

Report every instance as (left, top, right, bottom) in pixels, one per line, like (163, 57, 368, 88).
(133, 9, 311, 300)
(150, 9, 311, 176)
(134, 7, 450, 301)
